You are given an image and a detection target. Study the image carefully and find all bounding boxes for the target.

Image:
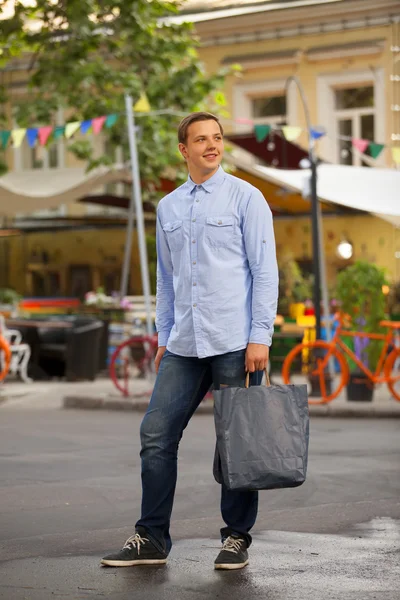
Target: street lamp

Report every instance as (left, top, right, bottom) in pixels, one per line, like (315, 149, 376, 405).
(284, 76, 323, 339)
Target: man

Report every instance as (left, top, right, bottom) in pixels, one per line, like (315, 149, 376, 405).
(102, 112, 278, 570)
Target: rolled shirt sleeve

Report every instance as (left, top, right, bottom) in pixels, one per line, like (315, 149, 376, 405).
(155, 210, 175, 347)
(242, 189, 279, 347)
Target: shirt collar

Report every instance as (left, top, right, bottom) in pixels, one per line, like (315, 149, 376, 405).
(186, 166, 226, 193)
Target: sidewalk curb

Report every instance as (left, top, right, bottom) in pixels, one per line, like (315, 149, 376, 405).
(63, 395, 215, 414)
(63, 395, 400, 418)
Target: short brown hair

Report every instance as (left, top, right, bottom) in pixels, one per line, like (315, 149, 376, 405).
(178, 112, 224, 144)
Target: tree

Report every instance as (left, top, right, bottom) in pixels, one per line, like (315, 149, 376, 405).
(0, 0, 234, 199)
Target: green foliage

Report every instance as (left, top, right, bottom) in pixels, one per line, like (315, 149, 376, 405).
(388, 281, 400, 317)
(336, 261, 388, 370)
(0, 0, 235, 200)
(0, 288, 22, 304)
(277, 253, 313, 315)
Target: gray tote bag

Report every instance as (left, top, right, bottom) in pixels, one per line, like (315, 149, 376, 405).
(213, 372, 309, 491)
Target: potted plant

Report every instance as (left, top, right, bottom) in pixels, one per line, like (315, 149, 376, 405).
(336, 261, 388, 401)
(0, 288, 22, 318)
(388, 281, 400, 321)
(277, 253, 313, 318)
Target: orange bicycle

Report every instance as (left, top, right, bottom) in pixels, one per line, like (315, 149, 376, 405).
(0, 334, 11, 382)
(282, 314, 400, 404)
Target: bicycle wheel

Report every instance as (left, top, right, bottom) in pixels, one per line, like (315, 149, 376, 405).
(109, 336, 156, 397)
(384, 347, 400, 402)
(282, 341, 349, 404)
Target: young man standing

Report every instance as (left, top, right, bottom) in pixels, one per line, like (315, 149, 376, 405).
(102, 112, 279, 570)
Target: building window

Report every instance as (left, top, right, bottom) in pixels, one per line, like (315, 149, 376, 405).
(233, 79, 297, 134)
(335, 86, 375, 167)
(317, 70, 385, 166)
(251, 95, 287, 124)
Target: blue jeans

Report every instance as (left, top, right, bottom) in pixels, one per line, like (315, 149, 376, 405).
(135, 348, 262, 554)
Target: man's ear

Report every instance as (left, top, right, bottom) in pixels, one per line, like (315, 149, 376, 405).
(178, 143, 188, 160)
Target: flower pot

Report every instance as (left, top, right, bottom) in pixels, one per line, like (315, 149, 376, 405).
(309, 373, 332, 397)
(346, 373, 374, 402)
(289, 302, 305, 320)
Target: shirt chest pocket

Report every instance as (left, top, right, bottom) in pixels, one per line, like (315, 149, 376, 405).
(163, 220, 184, 252)
(205, 216, 235, 249)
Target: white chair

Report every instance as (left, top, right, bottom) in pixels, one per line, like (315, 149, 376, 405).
(0, 315, 32, 383)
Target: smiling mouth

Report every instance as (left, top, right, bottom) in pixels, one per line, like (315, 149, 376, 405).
(203, 153, 218, 159)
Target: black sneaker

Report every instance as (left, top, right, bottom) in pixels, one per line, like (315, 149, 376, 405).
(101, 530, 167, 567)
(214, 535, 249, 570)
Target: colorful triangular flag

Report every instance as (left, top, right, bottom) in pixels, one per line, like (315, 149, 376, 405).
(92, 116, 107, 135)
(236, 117, 254, 126)
(352, 138, 369, 153)
(11, 128, 26, 148)
(0, 130, 11, 149)
(134, 93, 151, 113)
(282, 126, 302, 142)
(38, 126, 53, 146)
(26, 128, 38, 148)
(254, 124, 271, 143)
(53, 126, 65, 140)
(105, 114, 118, 128)
(310, 127, 326, 141)
(65, 121, 81, 139)
(368, 143, 385, 160)
(392, 147, 400, 165)
(80, 120, 92, 135)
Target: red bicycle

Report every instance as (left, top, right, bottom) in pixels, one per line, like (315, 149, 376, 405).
(109, 333, 214, 401)
(109, 333, 158, 397)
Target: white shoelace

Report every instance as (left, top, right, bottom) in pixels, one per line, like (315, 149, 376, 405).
(122, 533, 149, 554)
(222, 536, 243, 554)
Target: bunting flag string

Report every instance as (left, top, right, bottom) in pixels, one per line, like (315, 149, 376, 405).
(0, 112, 120, 151)
(252, 121, 398, 164)
(0, 108, 398, 166)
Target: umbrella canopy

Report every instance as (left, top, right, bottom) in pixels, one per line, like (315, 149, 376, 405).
(250, 163, 400, 224)
(226, 131, 310, 170)
(0, 165, 131, 217)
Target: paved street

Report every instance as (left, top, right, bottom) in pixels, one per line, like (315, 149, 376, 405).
(0, 406, 399, 600)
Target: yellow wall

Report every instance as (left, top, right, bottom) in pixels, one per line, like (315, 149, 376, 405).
(4, 228, 145, 296)
(198, 24, 393, 163)
(274, 214, 400, 283)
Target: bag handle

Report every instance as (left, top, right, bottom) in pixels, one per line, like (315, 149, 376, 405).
(245, 369, 271, 389)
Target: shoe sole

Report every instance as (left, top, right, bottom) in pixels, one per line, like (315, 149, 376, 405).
(101, 559, 167, 567)
(214, 560, 249, 570)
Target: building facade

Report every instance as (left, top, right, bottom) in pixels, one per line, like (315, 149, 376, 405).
(1, 0, 399, 297)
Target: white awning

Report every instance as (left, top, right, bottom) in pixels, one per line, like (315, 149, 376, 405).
(0, 165, 131, 217)
(254, 164, 400, 226)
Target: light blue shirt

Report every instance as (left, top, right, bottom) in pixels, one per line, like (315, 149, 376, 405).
(156, 166, 279, 358)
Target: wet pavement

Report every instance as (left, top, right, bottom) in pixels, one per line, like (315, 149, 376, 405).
(0, 409, 399, 599)
(1, 520, 399, 600)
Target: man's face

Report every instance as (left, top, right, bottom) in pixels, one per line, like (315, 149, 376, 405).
(179, 119, 224, 178)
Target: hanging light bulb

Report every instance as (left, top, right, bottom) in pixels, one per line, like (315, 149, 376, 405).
(267, 142, 275, 151)
(337, 239, 353, 260)
(341, 149, 350, 159)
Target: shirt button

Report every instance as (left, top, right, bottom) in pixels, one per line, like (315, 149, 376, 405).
(192, 240, 196, 244)
(193, 261, 196, 265)
(192, 218, 196, 222)
(196, 199, 200, 203)
(193, 303, 197, 308)
(193, 282, 197, 286)
(218, 220, 222, 224)
(263, 240, 266, 243)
